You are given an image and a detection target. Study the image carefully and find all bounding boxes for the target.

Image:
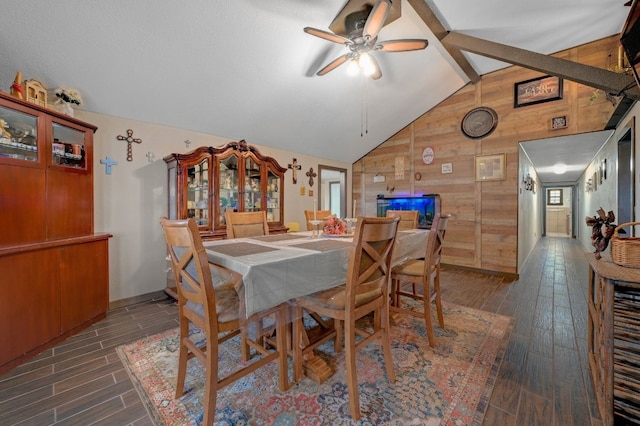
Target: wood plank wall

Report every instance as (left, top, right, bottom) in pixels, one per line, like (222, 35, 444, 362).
(354, 36, 621, 274)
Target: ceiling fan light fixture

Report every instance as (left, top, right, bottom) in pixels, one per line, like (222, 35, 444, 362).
(347, 58, 360, 76)
(358, 52, 375, 76)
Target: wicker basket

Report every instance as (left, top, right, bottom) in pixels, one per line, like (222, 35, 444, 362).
(610, 222, 640, 268)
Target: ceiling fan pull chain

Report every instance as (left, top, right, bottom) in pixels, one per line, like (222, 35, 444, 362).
(361, 75, 369, 137)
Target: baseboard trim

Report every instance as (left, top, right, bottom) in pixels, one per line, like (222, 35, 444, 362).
(109, 290, 169, 310)
(442, 263, 519, 281)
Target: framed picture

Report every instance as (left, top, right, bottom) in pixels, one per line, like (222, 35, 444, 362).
(475, 153, 506, 181)
(514, 75, 563, 108)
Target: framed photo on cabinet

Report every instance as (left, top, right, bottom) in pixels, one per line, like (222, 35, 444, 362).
(475, 153, 506, 181)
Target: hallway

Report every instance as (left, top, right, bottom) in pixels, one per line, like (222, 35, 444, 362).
(442, 236, 600, 425)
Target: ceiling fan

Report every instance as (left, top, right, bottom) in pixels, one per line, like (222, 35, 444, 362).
(304, 0, 429, 80)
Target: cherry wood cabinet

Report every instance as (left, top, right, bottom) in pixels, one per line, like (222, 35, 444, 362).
(164, 140, 287, 240)
(0, 92, 111, 375)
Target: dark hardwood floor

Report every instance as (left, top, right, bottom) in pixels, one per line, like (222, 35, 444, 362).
(0, 236, 600, 425)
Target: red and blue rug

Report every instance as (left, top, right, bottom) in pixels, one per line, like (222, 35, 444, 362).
(117, 302, 512, 425)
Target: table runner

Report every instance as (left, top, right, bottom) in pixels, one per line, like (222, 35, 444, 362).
(291, 239, 352, 252)
(249, 234, 308, 242)
(206, 242, 280, 257)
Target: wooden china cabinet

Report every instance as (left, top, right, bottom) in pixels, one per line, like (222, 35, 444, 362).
(164, 140, 287, 239)
(0, 91, 111, 375)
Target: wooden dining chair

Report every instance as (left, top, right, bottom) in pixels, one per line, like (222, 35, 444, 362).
(225, 210, 269, 238)
(160, 218, 288, 425)
(390, 213, 451, 347)
(291, 216, 400, 420)
(304, 209, 332, 230)
(385, 209, 419, 230)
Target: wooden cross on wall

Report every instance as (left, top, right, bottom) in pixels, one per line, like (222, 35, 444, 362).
(306, 167, 317, 187)
(117, 129, 142, 161)
(288, 158, 301, 184)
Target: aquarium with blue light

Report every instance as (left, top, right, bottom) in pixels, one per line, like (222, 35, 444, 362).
(376, 194, 441, 229)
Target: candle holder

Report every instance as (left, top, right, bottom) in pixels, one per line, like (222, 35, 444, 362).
(309, 219, 323, 239)
(344, 217, 358, 235)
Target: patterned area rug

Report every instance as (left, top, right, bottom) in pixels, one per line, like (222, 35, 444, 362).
(117, 303, 513, 425)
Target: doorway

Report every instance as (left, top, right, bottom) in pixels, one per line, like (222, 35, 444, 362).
(545, 186, 573, 238)
(318, 165, 347, 218)
(618, 118, 635, 236)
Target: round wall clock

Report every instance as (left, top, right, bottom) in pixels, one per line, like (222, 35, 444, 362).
(421, 146, 435, 165)
(461, 107, 498, 139)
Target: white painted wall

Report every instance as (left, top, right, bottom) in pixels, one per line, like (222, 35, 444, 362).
(76, 110, 352, 302)
(518, 145, 543, 269)
(577, 102, 640, 254)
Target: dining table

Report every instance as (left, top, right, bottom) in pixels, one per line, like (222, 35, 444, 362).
(203, 228, 429, 383)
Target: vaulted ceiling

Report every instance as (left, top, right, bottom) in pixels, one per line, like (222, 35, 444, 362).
(0, 0, 634, 170)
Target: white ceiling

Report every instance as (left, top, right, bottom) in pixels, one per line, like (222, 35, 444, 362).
(520, 130, 614, 184)
(0, 0, 632, 177)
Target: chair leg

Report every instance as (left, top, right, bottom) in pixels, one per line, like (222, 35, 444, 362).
(203, 341, 219, 426)
(175, 322, 189, 399)
(434, 269, 444, 328)
(380, 303, 396, 383)
(344, 318, 361, 421)
(334, 319, 343, 353)
(423, 286, 436, 348)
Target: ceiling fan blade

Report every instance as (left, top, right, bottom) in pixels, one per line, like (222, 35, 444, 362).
(363, 0, 391, 41)
(368, 54, 382, 80)
(304, 27, 352, 45)
(317, 53, 352, 76)
(377, 39, 429, 52)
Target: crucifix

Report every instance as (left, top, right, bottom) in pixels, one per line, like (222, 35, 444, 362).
(288, 158, 301, 184)
(99, 156, 118, 175)
(306, 167, 317, 187)
(117, 129, 142, 161)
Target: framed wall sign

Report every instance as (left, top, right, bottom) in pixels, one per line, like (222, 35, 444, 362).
(514, 75, 563, 108)
(475, 153, 506, 181)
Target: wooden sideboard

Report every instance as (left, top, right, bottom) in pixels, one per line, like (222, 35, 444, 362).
(587, 253, 640, 424)
(0, 92, 111, 375)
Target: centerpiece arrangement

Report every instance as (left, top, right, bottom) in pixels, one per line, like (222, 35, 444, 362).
(323, 216, 347, 235)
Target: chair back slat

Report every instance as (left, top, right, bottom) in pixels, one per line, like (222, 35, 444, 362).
(386, 210, 419, 230)
(304, 210, 332, 230)
(346, 216, 400, 309)
(225, 211, 269, 238)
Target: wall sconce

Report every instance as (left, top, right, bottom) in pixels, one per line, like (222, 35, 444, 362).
(585, 179, 593, 192)
(522, 174, 534, 191)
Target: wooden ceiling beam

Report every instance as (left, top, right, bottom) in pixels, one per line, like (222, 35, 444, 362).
(406, 0, 480, 83)
(442, 31, 640, 101)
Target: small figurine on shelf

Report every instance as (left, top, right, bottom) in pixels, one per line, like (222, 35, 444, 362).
(0, 119, 11, 140)
(53, 87, 82, 117)
(10, 72, 24, 100)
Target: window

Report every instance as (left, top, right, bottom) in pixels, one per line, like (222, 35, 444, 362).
(547, 189, 563, 206)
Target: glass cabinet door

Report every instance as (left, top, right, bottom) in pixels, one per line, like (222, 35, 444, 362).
(186, 158, 209, 226)
(51, 122, 86, 169)
(266, 168, 280, 223)
(218, 153, 239, 226)
(244, 155, 262, 213)
(0, 104, 38, 163)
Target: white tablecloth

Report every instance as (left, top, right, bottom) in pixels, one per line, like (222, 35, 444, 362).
(204, 230, 428, 318)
